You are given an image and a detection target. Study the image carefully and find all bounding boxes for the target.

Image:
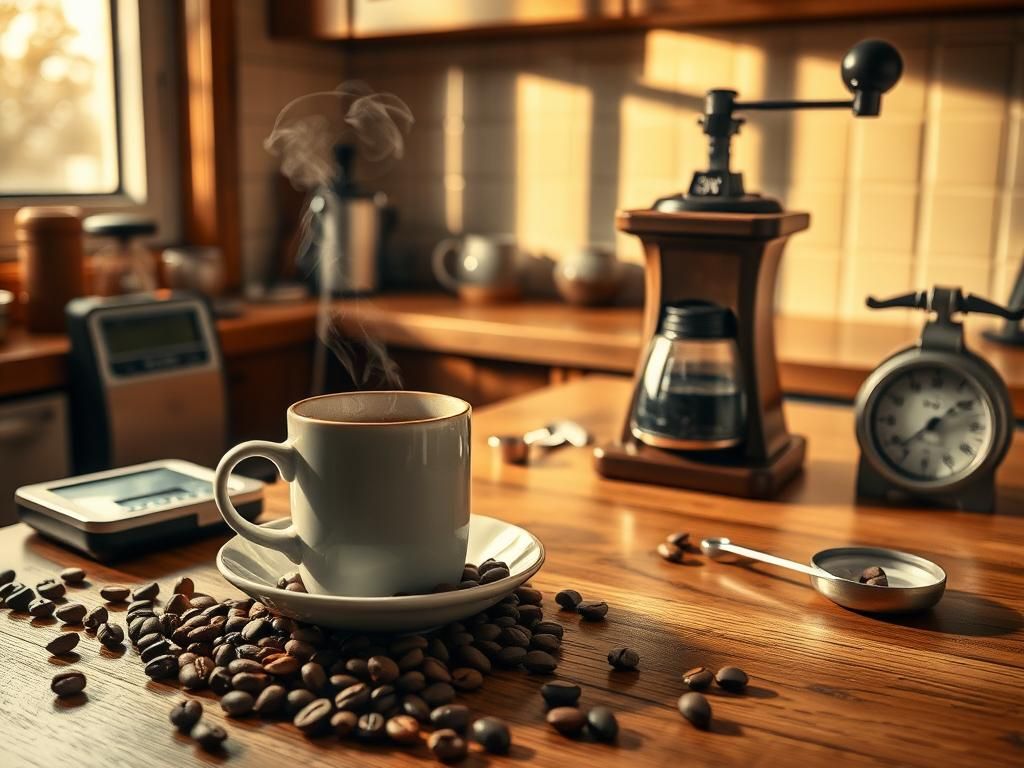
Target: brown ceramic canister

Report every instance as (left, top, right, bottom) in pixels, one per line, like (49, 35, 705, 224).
(16, 206, 85, 332)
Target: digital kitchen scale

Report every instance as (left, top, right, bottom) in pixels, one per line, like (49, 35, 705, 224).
(15, 460, 263, 561)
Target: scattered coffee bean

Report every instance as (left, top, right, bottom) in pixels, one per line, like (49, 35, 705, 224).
(172, 576, 195, 596)
(59, 567, 86, 584)
(294, 698, 333, 736)
(547, 706, 587, 736)
(100, 585, 130, 603)
(530, 634, 561, 654)
(428, 729, 467, 763)
(678, 691, 712, 729)
(386, 713, 420, 745)
(541, 680, 581, 707)
(335, 683, 370, 713)
(859, 566, 889, 587)
(97, 623, 125, 649)
(51, 670, 86, 698)
(607, 646, 640, 671)
(587, 706, 619, 742)
(577, 601, 608, 621)
(254, 684, 286, 716)
(221, 690, 255, 717)
(368, 655, 399, 684)
(402, 694, 431, 723)
(144, 654, 179, 680)
(28, 597, 55, 618)
(192, 722, 227, 752)
(287, 689, 318, 717)
(523, 650, 557, 674)
(83, 605, 108, 630)
(36, 579, 65, 600)
(5, 586, 35, 612)
(430, 704, 470, 732)
(331, 710, 358, 737)
(533, 621, 564, 639)
(132, 581, 159, 601)
(209, 667, 233, 696)
(715, 666, 749, 692)
(472, 716, 511, 754)
(169, 699, 203, 732)
(0, 581, 20, 600)
(45, 631, 80, 656)
(495, 646, 527, 668)
(555, 589, 582, 611)
(449, 667, 481, 692)
(666, 531, 690, 548)
(301, 661, 327, 693)
(357, 712, 387, 741)
(55, 602, 87, 625)
(370, 684, 398, 713)
(0, 569, 14, 585)
(657, 542, 685, 563)
(682, 666, 714, 691)
(421, 682, 456, 708)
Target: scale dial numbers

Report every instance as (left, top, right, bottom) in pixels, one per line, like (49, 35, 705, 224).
(870, 365, 994, 483)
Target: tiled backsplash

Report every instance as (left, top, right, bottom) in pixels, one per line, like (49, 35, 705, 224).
(236, 6, 1023, 322)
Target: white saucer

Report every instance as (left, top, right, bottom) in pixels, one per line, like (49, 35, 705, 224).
(216, 515, 545, 632)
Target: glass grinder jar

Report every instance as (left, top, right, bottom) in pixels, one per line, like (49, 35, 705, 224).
(631, 301, 746, 450)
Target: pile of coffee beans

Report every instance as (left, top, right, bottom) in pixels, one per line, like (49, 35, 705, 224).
(858, 566, 888, 587)
(541, 680, 620, 744)
(676, 663, 751, 730)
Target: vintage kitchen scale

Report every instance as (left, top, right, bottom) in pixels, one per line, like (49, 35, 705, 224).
(854, 287, 1022, 513)
(595, 40, 904, 498)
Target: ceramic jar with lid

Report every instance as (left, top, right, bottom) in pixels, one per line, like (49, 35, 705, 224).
(15, 206, 86, 332)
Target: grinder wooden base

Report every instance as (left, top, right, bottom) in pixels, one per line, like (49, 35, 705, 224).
(594, 436, 806, 500)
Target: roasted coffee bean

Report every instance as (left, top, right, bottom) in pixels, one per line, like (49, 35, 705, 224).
(541, 680, 581, 708)
(241, 618, 271, 642)
(475, 640, 502, 660)
(100, 585, 130, 603)
(533, 621, 564, 639)
(169, 699, 203, 733)
(577, 601, 608, 621)
(301, 661, 327, 692)
(127, 600, 155, 618)
(420, 657, 452, 683)
(51, 670, 86, 698)
(515, 586, 543, 605)
(489, 603, 519, 621)
(530, 634, 561, 654)
(396, 670, 426, 693)
(428, 729, 467, 763)
(498, 626, 530, 648)
(80, 605, 106, 632)
(294, 698, 334, 736)
(388, 634, 427, 655)
(335, 682, 370, 713)
(330, 710, 358, 737)
(678, 691, 712, 729)
(657, 542, 685, 563)
(179, 663, 205, 690)
(473, 623, 501, 643)
(187, 623, 222, 644)
(221, 690, 255, 717)
(59, 567, 86, 584)
(682, 666, 714, 691)
(178, 652, 198, 668)
(453, 645, 491, 674)
(0, 569, 14, 585)
(45, 632, 80, 656)
(0, 581, 20, 600)
(421, 682, 456, 708)
(127, 617, 148, 643)
(254, 684, 287, 716)
(448, 630, 475, 645)
(517, 605, 543, 628)
(472, 716, 511, 754)
(666, 531, 691, 548)
(132, 581, 159, 601)
(859, 566, 889, 587)
(144, 654, 179, 680)
(159, 614, 181, 637)
(163, 593, 189, 617)
(284, 689, 316, 718)
(367, 655, 399, 684)
(202, 602, 230, 619)
(426, 637, 449, 663)
(264, 655, 299, 676)
(286, 639, 316, 662)
(451, 667, 483, 692)
(137, 615, 161, 637)
(228, 658, 263, 675)
(232, 672, 269, 693)
(55, 602, 87, 625)
(172, 576, 195, 596)
(547, 706, 586, 736)
(5, 586, 35, 612)
(28, 597, 55, 618)
(97, 623, 125, 649)
(587, 706, 619, 742)
(291, 625, 323, 645)
(330, 673, 360, 691)
(523, 650, 557, 674)
(478, 559, 508, 576)
(141, 640, 172, 663)
(213, 643, 237, 667)
(555, 589, 582, 611)
(399, 694, 429, 722)
(209, 667, 233, 695)
(495, 646, 527, 668)
(430, 704, 470, 733)
(138, 630, 165, 650)
(397, 647, 424, 672)
(607, 646, 640, 671)
(189, 594, 217, 610)
(480, 566, 510, 584)
(192, 722, 227, 752)
(357, 712, 387, 741)
(386, 713, 420, 745)
(715, 666, 749, 692)
(237, 644, 263, 661)
(370, 684, 398, 713)
(36, 579, 65, 600)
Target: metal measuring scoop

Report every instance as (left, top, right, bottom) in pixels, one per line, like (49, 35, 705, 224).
(700, 537, 946, 613)
(488, 421, 590, 465)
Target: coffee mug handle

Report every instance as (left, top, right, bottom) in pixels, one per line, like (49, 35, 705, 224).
(432, 238, 462, 293)
(214, 440, 302, 564)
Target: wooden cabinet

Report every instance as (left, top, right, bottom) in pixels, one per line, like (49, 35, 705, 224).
(267, 0, 349, 39)
(225, 342, 315, 442)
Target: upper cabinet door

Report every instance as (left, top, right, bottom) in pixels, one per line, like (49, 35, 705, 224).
(268, 0, 350, 40)
(352, 0, 624, 39)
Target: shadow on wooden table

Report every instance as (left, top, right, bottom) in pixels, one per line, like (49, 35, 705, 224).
(871, 590, 1024, 637)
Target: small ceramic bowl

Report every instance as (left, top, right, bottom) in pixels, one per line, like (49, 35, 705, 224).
(217, 515, 545, 632)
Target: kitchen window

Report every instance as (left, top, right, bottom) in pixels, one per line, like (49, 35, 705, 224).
(0, 0, 179, 261)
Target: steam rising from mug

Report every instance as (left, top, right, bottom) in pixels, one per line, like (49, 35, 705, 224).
(263, 82, 414, 393)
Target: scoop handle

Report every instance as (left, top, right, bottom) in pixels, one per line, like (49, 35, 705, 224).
(701, 538, 833, 580)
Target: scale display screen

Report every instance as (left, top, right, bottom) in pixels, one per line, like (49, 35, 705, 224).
(101, 311, 201, 357)
(52, 468, 212, 514)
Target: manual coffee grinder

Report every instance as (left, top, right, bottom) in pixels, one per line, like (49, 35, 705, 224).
(595, 40, 903, 499)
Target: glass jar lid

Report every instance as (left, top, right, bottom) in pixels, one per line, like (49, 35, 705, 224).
(660, 301, 736, 339)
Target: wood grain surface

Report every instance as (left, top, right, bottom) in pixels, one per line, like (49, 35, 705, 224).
(1, 376, 1022, 767)
(4, 293, 1023, 417)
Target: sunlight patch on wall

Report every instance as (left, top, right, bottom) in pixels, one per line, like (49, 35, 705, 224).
(444, 65, 465, 234)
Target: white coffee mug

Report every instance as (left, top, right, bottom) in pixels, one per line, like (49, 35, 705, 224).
(214, 391, 471, 597)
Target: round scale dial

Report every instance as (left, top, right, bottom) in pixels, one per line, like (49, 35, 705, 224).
(870, 365, 994, 482)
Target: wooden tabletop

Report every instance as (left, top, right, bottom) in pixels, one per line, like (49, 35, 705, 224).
(1, 376, 1022, 766)
(5, 292, 1024, 417)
